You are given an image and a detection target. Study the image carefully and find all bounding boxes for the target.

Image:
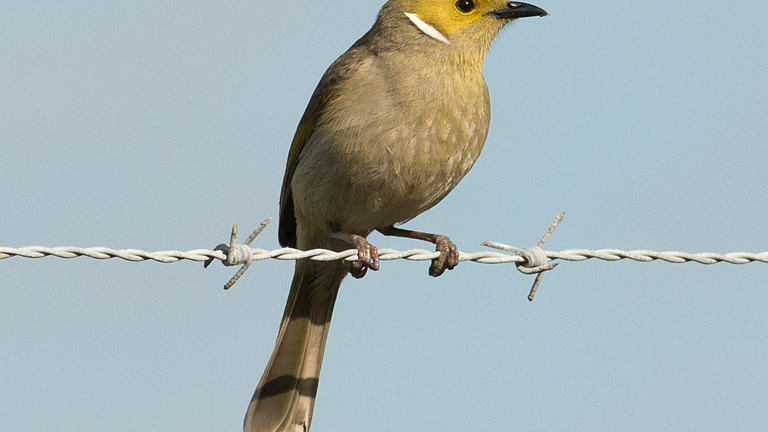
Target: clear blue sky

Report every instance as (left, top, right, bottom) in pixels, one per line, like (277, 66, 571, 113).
(1, 1, 767, 431)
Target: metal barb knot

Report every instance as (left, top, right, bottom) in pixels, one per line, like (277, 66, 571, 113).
(514, 246, 551, 274)
(204, 218, 271, 290)
(483, 212, 565, 301)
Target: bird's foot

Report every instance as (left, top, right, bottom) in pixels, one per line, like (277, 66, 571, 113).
(377, 226, 459, 277)
(429, 235, 459, 277)
(331, 231, 379, 278)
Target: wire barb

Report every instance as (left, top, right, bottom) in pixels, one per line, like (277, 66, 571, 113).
(204, 218, 271, 290)
(483, 212, 565, 301)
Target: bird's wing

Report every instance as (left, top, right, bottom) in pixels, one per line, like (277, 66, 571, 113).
(278, 84, 324, 247)
(278, 47, 370, 247)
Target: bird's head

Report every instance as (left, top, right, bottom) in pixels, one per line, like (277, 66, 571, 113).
(379, 0, 547, 50)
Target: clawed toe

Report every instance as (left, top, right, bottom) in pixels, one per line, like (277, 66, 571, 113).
(429, 235, 459, 277)
(333, 232, 379, 278)
(346, 260, 370, 279)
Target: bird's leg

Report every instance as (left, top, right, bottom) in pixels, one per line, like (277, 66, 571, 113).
(330, 230, 379, 279)
(378, 226, 459, 277)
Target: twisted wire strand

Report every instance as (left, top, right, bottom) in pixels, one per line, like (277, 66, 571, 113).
(2, 245, 767, 266)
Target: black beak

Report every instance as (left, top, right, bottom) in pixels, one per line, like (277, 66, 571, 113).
(487, 2, 548, 19)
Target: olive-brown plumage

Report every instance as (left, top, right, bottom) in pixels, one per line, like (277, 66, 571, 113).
(245, 1, 546, 431)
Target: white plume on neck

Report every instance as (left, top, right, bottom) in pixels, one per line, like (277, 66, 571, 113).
(404, 12, 451, 45)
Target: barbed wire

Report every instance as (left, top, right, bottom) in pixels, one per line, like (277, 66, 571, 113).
(2, 214, 766, 300)
(3, 244, 766, 265)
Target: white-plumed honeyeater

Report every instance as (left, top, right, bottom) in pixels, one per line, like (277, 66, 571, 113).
(244, 1, 547, 431)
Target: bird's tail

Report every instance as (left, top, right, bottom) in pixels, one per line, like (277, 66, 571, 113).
(244, 259, 347, 432)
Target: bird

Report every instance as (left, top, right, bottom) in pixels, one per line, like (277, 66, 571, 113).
(244, 1, 547, 431)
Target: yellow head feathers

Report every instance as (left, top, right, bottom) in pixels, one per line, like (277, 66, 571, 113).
(404, 0, 504, 41)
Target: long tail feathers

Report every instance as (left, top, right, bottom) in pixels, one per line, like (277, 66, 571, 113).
(244, 260, 346, 432)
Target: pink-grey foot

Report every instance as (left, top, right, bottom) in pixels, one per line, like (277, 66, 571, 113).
(330, 231, 379, 278)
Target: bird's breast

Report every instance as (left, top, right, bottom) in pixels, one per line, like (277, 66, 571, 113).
(290, 59, 491, 235)
(346, 87, 490, 228)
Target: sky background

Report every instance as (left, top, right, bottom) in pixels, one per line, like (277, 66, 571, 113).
(1, 1, 767, 431)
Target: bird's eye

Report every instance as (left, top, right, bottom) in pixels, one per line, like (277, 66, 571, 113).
(455, 0, 475, 13)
